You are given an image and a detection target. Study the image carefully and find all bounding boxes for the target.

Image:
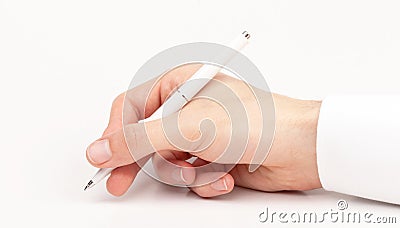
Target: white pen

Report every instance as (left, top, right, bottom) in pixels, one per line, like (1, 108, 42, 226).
(84, 31, 250, 191)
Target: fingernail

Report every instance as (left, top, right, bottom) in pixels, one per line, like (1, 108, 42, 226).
(211, 178, 228, 191)
(87, 139, 112, 164)
(172, 168, 187, 184)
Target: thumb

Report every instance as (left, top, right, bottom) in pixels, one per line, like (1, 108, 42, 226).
(86, 119, 175, 168)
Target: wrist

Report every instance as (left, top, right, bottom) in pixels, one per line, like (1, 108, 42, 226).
(296, 99, 322, 189)
(300, 100, 321, 160)
(269, 94, 322, 190)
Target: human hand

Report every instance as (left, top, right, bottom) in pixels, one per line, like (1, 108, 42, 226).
(86, 65, 322, 197)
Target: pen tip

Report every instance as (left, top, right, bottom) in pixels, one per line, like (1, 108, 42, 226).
(84, 180, 94, 191)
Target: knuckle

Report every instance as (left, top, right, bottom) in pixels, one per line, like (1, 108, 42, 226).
(112, 93, 125, 106)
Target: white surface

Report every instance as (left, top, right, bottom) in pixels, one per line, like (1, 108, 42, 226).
(317, 95, 400, 205)
(1, 0, 400, 227)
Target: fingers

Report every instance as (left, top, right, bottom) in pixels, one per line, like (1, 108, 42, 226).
(106, 64, 202, 129)
(86, 129, 134, 168)
(86, 64, 208, 197)
(86, 78, 162, 170)
(86, 65, 203, 168)
(86, 119, 174, 168)
(103, 93, 126, 135)
(190, 172, 234, 198)
(106, 163, 140, 196)
(152, 151, 195, 186)
(190, 158, 235, 197)
(153, 153, 235, 198)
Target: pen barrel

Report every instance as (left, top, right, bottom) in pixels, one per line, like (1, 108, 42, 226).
(141, 92, 187, 122)
(140, 32, 250, 123)
(178, 65, 221, 100)
(177, 32, 249, 101)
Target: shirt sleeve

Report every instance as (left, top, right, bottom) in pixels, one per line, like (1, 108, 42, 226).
(316, 95, 400, 205)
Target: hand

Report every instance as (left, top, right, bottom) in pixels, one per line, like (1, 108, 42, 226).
(86, 65, 322, 197)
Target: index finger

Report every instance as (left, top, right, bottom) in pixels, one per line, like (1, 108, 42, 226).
(87, 64, 202, 167)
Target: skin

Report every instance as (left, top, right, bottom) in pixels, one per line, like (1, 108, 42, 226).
(86, 65, 322, 197)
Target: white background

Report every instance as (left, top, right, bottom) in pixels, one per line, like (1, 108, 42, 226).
(1, 0, 399, 227)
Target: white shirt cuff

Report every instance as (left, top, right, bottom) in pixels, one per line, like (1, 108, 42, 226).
(316, 95, 400, 204)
